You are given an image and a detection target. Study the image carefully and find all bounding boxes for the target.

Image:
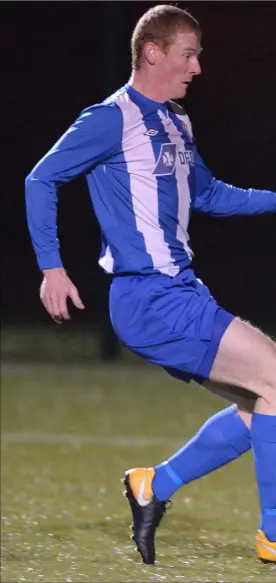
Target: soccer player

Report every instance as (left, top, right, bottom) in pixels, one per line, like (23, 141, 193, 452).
(25, 4, 276, 566)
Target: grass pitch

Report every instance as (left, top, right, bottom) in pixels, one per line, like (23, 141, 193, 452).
(1, 330, 276, 582)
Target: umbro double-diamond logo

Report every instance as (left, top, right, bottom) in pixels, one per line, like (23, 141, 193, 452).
(144, 129, 159, 137)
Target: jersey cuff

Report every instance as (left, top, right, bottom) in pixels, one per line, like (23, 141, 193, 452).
(37, 251, 64, 270)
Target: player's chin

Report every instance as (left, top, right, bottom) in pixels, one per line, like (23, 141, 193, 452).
(175, 84, 189, 98)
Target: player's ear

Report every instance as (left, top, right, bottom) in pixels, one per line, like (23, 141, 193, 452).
(143, 42, 158, 66)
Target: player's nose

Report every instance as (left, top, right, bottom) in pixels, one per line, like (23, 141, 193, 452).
(191, 56, 201, 76)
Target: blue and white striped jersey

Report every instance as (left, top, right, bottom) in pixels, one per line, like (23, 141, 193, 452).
(25, 83, 276, 275)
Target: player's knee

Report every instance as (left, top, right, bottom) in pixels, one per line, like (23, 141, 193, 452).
(252, 334, 276, 395)
(254, 376, 276, 404)
(256, 378, 276, 408)
(264, 347, 276, 393)
(266, 389, 276, 408)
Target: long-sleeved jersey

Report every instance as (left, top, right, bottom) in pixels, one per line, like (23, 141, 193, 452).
(25, 83, 276, 276)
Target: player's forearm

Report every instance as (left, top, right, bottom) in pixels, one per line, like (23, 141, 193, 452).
(195, 179, 276, 217)
(25, 173, 63, 270)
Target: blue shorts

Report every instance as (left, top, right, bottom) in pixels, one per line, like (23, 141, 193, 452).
(109, 268, 234, 383)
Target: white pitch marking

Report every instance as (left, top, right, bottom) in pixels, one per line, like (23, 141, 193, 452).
(1, 432, 180, 448)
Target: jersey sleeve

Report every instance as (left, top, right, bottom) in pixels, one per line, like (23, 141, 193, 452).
(25, 103, 122, 270)
(193, 149, 276, 216)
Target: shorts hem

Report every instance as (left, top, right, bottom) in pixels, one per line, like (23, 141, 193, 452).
(194, 309, 234, 381)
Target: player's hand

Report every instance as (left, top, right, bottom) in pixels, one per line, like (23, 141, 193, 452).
(40, 267, 85, 323)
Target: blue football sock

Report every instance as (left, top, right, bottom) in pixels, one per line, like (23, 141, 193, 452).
(251, 413, 276, 542)
(153, 405, 251, 501)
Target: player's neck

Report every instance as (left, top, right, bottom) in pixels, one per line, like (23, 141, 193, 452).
(129, 71, 169, 104)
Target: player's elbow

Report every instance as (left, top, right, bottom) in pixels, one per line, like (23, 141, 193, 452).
(25, 172, 38, 201)
(25, 162, 40, 186)
(25, 172, 33, 188)
(25, 165, 46, 199)
(25, 160, 48, 190)
(25, 172, 34, 197)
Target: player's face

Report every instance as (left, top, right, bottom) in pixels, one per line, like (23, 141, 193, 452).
(157, 30, 201, 99)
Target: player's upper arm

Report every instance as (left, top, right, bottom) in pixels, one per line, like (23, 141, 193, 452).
(26, 102, 123, 184)
(192, 149, 214, 211)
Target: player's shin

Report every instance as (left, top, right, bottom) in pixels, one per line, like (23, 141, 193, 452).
(251, 412, 276, 545)
(152, 405, 251, 502)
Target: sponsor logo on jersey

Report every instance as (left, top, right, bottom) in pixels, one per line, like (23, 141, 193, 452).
(153, 143, 194, 175)
(179, 150, 194, 166)
(153, 143, 177, 175)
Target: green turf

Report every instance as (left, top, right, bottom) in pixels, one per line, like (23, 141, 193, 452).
(1, 358, 276, 582)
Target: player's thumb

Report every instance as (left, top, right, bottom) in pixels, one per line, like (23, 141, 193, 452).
(70, 287, 85, 310)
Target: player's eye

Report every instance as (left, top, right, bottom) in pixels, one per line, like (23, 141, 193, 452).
(183, 51, 202, 64)
(183, 52, 200, 61)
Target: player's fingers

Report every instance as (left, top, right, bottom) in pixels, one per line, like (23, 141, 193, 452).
(57, 293, 71, 322)
(42, 298, 62, 324)
(48, 294, 64, 324)
(69, 287, 85, 310)
(39, 281, 69, 323)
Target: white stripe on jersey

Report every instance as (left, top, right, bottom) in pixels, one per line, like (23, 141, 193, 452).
(116, 93, 179, 276)
(98, 244, 114, 273)
(158, 110, 193, 260)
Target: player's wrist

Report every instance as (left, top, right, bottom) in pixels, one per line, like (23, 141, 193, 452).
(42, 267, 67, 279)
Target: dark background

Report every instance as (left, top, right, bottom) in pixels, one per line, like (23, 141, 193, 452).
(2, 1, 276, 337)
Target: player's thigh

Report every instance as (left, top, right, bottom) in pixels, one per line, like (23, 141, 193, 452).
(209, 317, 276, 401)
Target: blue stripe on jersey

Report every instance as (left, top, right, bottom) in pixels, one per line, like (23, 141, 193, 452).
(87, 129, 153, 275)
(168, 111, 196, 220)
